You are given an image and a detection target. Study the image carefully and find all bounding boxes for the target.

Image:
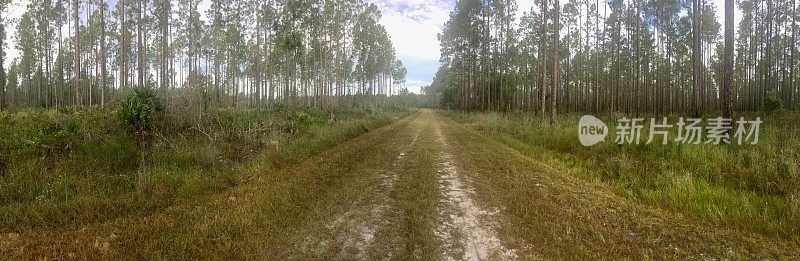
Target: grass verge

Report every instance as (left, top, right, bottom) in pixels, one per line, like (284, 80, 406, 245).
(0, 106, 408, 231)
(438, 111, 798, 258)
(444, 110, 799, 240)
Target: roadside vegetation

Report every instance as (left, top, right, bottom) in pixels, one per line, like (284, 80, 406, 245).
(445, 110, 800, 239)
(0, 89, 407, 231)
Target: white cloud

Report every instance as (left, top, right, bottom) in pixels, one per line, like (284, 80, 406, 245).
(365, 0, 453, 93)
(198, 0, 211, 22)
(3, 0, 30, 68)
(517, 0, 535, 20)
(368, 0, 450, 61)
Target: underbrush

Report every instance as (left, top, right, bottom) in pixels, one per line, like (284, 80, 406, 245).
(0, 105, 407, 230)
(446, 110, 800, 238)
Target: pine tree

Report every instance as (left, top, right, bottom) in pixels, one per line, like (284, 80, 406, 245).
(74, 0, 81, 107)
(0, 0, 8, 110)
(100, 0, 107, 107)
(723, 0, 734, 118)
(550, 0, 560, 124)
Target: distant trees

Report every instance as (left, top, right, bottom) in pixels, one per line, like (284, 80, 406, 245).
(0, 0, 406, 111)
(431, 0, 799, 116)
(352, 4, 397, 107)
(436, 0, 518, 111)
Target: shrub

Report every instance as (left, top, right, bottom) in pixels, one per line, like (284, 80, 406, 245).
(118, 87, 164, 149)
(764, 95, 784, 112)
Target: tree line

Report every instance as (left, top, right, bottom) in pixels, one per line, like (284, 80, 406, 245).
(428, 0, 796, 120)
(0, 0, 408, 111)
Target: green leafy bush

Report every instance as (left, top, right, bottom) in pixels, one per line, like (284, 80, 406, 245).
(118, 87, 164, 147)
(764, 95, 784, 112)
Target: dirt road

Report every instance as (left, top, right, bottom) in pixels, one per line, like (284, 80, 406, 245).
(4, 109, 797, 259)
(292, 109, 518, 260)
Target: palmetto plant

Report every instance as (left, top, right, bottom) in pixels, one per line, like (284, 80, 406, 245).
(118, 86, 164, 150)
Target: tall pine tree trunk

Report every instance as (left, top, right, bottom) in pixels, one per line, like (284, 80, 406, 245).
(137, 0, 145, 87)
(723, 0, 734, 119)
(74, 0, 81, 107)
(160, 0, 169, 93)
(550, 0, 559, 124)
(0, 8, 5, 111)
(692, 0, 701, 117)
(120, 0, 127, 90)
(635, 0, 641, 117)
(791, 0, 796, 109)
(100, 0, 107, 108)
(539, 0, 548, 121)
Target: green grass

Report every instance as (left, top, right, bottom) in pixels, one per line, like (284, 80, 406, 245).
(5, 109, 796, 258)
(387, 115, 440, 259)
(0, 105, 408, 230)
(445, 110, 800, 239)
(0, 108, 418, 259)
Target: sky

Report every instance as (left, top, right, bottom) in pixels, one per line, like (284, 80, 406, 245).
(2, 0, 739, 94)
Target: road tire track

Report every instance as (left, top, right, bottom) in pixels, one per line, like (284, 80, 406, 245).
(434, 124, 518, 260)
